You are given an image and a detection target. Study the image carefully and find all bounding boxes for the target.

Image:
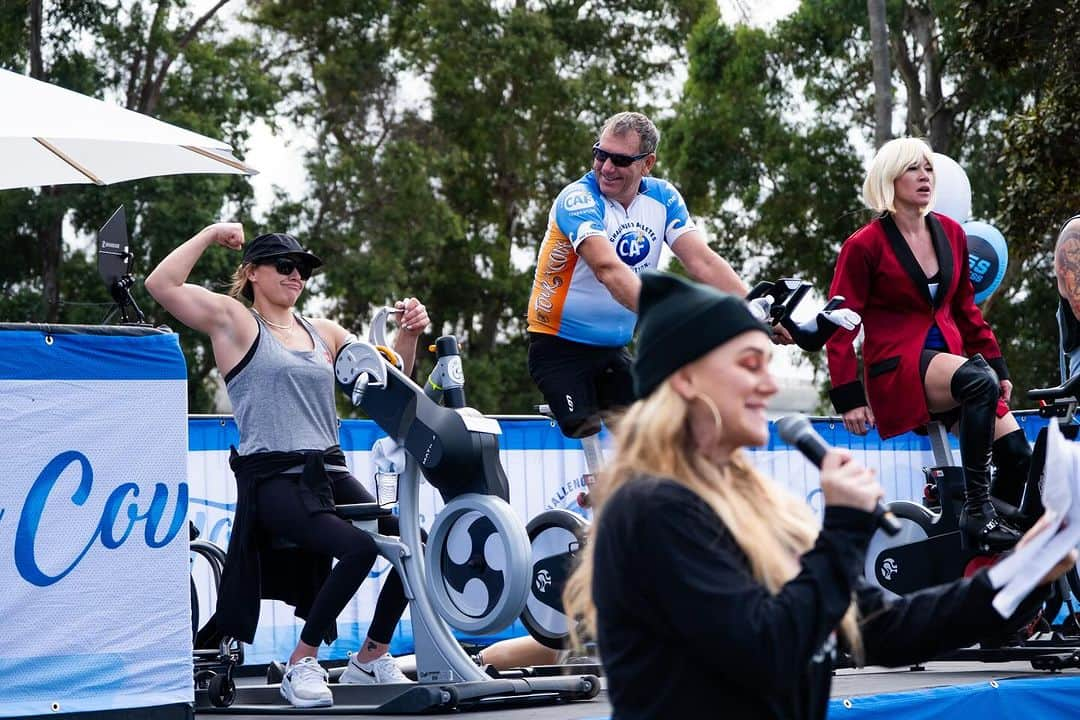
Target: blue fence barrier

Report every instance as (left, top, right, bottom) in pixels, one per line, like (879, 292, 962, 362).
(187, 411, 1062, 664)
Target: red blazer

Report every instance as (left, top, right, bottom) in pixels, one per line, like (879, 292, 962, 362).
(825, 212, 1009, 439)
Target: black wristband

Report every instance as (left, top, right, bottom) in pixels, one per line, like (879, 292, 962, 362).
(829, 381, 867, 414)
(987, 356, 1010, 383)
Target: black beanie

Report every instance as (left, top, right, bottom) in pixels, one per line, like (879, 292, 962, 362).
(633, 271, 771, 398)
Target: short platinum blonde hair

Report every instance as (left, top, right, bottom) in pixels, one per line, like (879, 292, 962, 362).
(599, 112, 660, 155)
(861, 137, 936, 216)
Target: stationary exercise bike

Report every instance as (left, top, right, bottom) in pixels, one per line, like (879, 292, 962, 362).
(745, 277, 862, 352)
(515, 279, 859, 654)
(862, 374, 1080, 666)
(194, 309, 599, 711)
(863, 419, 989, 599)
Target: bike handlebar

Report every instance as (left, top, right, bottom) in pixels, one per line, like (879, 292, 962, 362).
(1028, 372, 1080, 402)
(747, 278, 861, 352)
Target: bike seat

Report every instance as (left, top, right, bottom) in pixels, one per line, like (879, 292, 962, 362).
(269, 503, 393, 550)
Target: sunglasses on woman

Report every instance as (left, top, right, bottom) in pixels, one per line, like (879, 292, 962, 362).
(592, 143, 651, 168)
(269, 257, 313, 280)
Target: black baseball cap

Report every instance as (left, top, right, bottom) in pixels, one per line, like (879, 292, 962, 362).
(242, 232, 323, 269)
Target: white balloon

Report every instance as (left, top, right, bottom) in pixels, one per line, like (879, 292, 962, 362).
(930, 152, 972, 223)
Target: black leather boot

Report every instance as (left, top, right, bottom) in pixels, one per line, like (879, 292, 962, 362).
(991, 428, 1037, 530)
(990, 496, 1032, 532)
(951, 356, 1021, 552)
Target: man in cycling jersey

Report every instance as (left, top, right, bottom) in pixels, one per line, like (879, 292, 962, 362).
(527, 111, 761, 441)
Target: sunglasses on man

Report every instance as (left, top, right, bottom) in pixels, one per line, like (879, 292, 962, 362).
(592, 143, 651, 168)
(268, 256, 313, 280)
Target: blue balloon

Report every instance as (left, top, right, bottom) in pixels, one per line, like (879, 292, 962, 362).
(963, 220, 1008, 303)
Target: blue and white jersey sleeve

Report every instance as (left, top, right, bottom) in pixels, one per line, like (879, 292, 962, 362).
(644, 178, 696, 246)
(554, 181, 608, 250)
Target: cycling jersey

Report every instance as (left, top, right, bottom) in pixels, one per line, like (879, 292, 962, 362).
(527, 171, 697, 347)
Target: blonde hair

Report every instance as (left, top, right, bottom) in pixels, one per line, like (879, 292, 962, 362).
(861, 137, 936, 216)
(563, 381, 863, 663)
(228, 262, 254, 302)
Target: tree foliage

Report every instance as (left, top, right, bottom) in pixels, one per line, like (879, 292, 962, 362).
(954, 0, 1080, 394)
(7, 1, 1080, 414)
(252, 0, 708, 414)
(665, 0, 1078, 404)
(0, 0, 281, 409)
(664, 10, 866, 297)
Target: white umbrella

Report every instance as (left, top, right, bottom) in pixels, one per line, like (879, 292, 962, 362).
(0, 69, 257, 190)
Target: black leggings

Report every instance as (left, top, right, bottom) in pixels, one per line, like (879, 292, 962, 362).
(256, 471, 424, 648)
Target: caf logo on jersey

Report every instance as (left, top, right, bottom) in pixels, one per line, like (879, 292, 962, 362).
(614, 228, 650, 266)
(562, 189, 596, 214)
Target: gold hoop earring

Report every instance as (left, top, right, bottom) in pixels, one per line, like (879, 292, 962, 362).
(693, 392, 723, 435)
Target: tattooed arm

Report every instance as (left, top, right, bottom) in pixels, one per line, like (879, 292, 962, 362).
(1055, 218, 1080, 317)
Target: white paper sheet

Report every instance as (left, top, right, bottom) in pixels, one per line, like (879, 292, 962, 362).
(989, 421, 1080, 617)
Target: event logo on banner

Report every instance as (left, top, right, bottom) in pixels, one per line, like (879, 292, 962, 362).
(0, 329, 192, 718)
(544, 474, 593, 522)
(13, 450, 187, 586)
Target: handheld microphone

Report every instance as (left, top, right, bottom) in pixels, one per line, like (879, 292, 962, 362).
(775, 414, 901, 536)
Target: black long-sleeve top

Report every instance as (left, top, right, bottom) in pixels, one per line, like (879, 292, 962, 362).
(592, 476, 1043, 720)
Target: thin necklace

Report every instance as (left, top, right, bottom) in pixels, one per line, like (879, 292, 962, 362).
(252, 307, 294, 331)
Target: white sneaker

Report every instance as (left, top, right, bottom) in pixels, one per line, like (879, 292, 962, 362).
(339, 652, 413, 685)
(279, 656, 333, 708)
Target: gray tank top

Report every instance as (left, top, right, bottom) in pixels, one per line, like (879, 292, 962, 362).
(225, 312, 340, 456)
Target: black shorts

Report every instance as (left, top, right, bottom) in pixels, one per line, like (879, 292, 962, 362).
(527, 332, 636, 438)
(919, 349, 1008, 431)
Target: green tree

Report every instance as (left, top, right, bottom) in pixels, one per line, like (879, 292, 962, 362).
(957, 0, 1080, 395)
(665, 1, 1061, 404)
(0, 0, 281, 410)
(664, 12, 865, 292)
(254, 0, 709, 414)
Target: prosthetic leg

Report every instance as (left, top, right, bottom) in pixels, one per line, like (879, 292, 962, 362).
(573, 432, 605, 508)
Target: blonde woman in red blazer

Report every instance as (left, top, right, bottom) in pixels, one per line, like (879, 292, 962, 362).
(825, 138, 1032, 552)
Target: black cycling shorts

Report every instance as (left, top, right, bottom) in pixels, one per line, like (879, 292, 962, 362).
(527, 332, 636, 438)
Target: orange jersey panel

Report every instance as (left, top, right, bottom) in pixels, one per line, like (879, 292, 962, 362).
(528, 220, 579, 335)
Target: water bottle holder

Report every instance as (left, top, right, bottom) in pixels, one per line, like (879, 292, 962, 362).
(376, 470, 400, 507)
